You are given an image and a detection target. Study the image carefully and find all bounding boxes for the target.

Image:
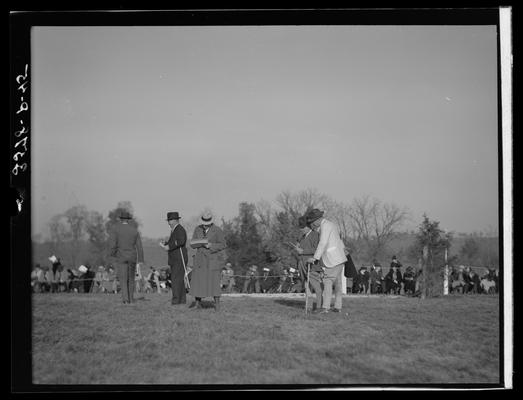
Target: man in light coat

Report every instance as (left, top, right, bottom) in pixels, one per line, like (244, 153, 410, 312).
(306, 209, 347, 313)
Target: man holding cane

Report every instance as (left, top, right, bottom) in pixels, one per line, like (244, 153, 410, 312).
(306, 209, 347, 313)
(295, 216, 323, 312)
(159, 211, 189, 306)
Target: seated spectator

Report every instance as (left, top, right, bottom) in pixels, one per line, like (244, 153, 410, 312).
(274, 269, 288, 293)
(145, 267, 160, 294)
(463, 266, 480, 294)
(158, 269, 171, 293)
(58, 264, 69, 292)
(66, 268, 80, 292)
(356, 266, 370, 294)
(385, 264, 402, 295)
(104, 266, 118, 294)
(259, 267, 274, 293)
(48, 255, 62, 276)
(281, 269, 296, 293)
(221, 263, 236, 293)
(93, 266, 107, 293)
(242, 265, 261, 293)
(390, 255, 402, 271)
(403, 266, 417, 295)
(41, 266, 52, 292)
(45, 265, 59, 293)
(450, 266, 466, 294)
(288, 267, 303, 293)
(369, 264, 383, 294)
(480, 267, 496, 294)
(343, 252, 358, 294)
(78, 264, 95, 293)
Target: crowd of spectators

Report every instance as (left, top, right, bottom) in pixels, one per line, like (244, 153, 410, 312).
(449, 265, 499, 294)
(32, 254, 500, 297)
(31, 255, 174, 295)
(219, 255, 500, 297)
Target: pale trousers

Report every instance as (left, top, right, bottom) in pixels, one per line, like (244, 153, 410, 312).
(322, 263, 344, 310)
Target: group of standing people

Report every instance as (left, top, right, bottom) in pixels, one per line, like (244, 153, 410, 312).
(108, 209, 227, 311)
(106, 207, 349, 313)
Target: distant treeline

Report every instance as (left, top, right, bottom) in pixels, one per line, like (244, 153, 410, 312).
(32, 232, 499, 273)
(32, 190, 500, 275)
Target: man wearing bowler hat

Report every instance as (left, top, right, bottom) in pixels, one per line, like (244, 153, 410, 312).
(159, 212, 189, 305)
(107, 210, 145, 304)
(306, 209, 347, 313)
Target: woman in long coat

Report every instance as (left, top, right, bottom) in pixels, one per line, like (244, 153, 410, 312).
(189, 212, 227, 311)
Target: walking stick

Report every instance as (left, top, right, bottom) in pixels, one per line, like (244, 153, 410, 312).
(305, 262, 311, 314)
(180, 247, 190, 289)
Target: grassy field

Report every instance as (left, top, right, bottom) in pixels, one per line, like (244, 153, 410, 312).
(31, 292, 500, 386)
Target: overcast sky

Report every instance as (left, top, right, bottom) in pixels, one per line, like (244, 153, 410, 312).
(31, 25, 500, 239)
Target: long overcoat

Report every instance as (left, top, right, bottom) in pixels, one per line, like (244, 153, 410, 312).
(166, 224, 188, 267)
(189, 224, 227, 298)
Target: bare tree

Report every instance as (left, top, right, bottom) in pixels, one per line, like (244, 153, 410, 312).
(85, 211, 107, 266)
(347, 195, 409, 260)
(321, 198, 354, 248)
(47, 214, 71, 257)
(254, 199, 276, 243)
(275, 188, 330, 221)
(64, 205, 89, 268)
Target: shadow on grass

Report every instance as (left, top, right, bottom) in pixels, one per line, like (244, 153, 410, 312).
(274, 298, 305, 309)
(187, 300, 216, 309)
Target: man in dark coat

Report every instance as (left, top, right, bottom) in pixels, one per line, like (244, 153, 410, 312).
(260, 267, 276, 293)
(385, 264, 402, 295)
(403, 266, 417, 295)
(343, 251, 358, 293)
(369, 264, 384, 294)
(295, 216, 323, 310)
(189, 212, 227, 311)
(107, 210, 145, 304)
(159, 212, 189, 305)
(356, 266, 370, 294)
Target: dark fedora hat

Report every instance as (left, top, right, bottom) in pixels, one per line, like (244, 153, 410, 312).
(166, 212, 181, 221)
(119, 210, 133, 219)
(306, 208, 324, 223)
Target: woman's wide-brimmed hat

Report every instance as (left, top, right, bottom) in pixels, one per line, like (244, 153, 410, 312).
(200, 212, 213, 225)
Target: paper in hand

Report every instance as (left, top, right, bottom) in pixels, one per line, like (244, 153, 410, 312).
(191, 238, 209, 248)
